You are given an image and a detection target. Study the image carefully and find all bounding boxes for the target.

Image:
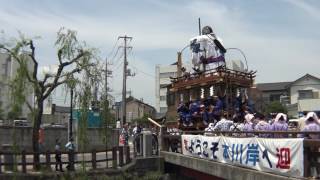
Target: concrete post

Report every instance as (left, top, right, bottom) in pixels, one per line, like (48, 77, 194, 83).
(2, 144, 13, 171)
(142, 129, 152, 158)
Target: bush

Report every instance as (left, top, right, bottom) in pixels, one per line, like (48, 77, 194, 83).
(265, 101, 287, 114)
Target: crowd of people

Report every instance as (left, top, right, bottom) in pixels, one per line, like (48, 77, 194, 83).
(177, 95, 253, 127)
(203, 111, 320, 139)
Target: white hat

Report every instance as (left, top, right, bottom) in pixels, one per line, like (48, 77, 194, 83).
(208, 123, 215, 129)
(275, 113, 287, 122)
(305, 112, 319, 124)
(245, 114, 254, 123)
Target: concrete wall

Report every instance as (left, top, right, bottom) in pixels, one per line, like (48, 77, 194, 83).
(161, 151, 300, 180)
(41, 114, 69, 125)
(0, 126, 119, 152)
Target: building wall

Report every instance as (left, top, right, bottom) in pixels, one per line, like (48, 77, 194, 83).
(259, 90, 288, 104)
(0, 53, 11, 117)
(297, 99, 320, 112)
(290, 77, 320, 104)
(0, 53, 34, 119)
(116, 99, 155, 123)
(155, 64, 177, 113)
(126, 101, 155, 122)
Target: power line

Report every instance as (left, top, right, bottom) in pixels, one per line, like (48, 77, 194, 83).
(106, 39, 120, 59)
(111, 53, 124, 70)
(109, 46, 122, 64)
(112, 61, 124, 76)
(129, 64, 155, 78)
(126, 48, 154, 78)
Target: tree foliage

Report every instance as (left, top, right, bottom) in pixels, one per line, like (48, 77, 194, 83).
(100, 94, 116, 148)
(132, 114, 150, 125)
(0, 28, 101, 169)
(8, 57, 30, 120)
(265, 101, 288, 114)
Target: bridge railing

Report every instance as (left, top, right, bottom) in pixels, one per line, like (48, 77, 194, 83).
(0, 146, 131, 174)
(161, 131, 320, 178)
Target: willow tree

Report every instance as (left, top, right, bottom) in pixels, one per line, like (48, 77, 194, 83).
(0, 28, 100, 168)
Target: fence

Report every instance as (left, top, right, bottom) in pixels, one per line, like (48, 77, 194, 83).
(0, 146, 131, 174)
(162, 130, 320, 178)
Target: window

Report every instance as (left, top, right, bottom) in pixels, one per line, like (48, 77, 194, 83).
(160, 95, 166, 101)
(269, 94, 281, 102)
(298, 90, 313, 100)
(2, 63, 6, 76)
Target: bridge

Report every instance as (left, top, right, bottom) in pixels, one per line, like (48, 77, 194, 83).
(160, 130, 320, 180)
(0, 125, 319, 180)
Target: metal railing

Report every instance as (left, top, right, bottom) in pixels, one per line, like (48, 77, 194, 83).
(161, 130, 320, 178)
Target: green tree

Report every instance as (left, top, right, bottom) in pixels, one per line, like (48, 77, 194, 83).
(0, 28, 100, 169)
(265, 101, 288, 114)
(7, 57, 29, 120)
(100, 94, 116, 148)
(132, 114, 150, 126)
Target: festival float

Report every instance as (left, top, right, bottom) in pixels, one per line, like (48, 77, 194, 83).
(165, 25, 256, 130)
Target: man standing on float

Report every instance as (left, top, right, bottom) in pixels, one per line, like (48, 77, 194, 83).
(190, 26, 227, 72)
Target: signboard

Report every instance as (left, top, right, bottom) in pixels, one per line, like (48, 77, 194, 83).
(182, 135, 304, 177)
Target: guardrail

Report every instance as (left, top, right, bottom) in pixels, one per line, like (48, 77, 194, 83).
(161, 131, 320, 178)
(0, 146, 131, 174)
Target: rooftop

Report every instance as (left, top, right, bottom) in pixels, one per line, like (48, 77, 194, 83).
(256, 82, 291, 91)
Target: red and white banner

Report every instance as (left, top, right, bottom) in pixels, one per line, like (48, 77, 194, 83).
(181, 135, 304, 177)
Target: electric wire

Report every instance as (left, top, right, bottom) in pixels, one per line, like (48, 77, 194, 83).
(126, 48, 155, 78)
(106, 39, 120, 60)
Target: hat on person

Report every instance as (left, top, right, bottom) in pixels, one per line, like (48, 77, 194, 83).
(245, 114, 254, 123)
(275, 113, 287, 122)
(305, 112, 320, 124)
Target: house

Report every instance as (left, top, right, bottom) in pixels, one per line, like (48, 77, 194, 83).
(255, 82, 291, 104)
(256, 74, 320, 117)
(114, 96, 156, 123)
(287, 74, 320, 116)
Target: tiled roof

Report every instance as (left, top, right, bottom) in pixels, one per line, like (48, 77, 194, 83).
(256, 82, 291, 91)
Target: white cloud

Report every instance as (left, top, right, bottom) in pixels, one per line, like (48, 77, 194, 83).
(282, 0, 320, 21)
(0, 0, 319, 108)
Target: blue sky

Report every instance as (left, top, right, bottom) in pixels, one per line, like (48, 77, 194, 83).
(1, 0, 320, 106)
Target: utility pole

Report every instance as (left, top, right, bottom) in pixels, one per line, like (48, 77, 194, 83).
(198, 17, 201, 35)
(104, 57, 113, 150)
(118, 35, 132, 126)
(69, 87, 73, 141)
(105, 58, 108, 99)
